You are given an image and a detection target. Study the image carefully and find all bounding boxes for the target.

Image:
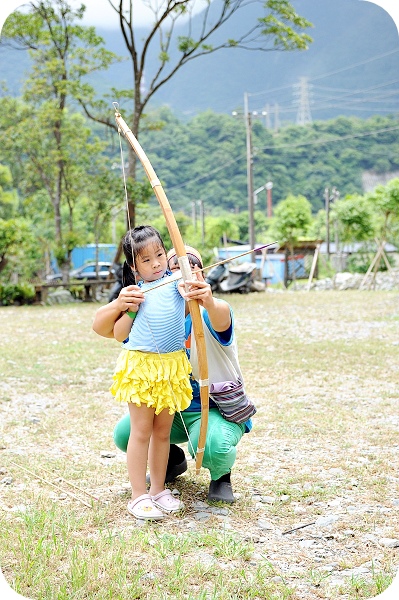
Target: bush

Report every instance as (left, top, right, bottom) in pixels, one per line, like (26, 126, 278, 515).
(0, 282, 36, 306)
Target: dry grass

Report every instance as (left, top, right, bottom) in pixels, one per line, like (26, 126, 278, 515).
(0, 291, 398, 599)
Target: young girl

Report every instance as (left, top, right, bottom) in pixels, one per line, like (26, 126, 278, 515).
(95, 225, 192, 519)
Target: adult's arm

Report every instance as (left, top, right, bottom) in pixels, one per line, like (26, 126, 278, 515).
(92, 285, 144, 338)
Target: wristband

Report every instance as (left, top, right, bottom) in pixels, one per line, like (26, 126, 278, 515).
(126, 311, 137, 319)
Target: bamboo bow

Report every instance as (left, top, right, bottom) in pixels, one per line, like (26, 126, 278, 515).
(113, 104, 209, 474)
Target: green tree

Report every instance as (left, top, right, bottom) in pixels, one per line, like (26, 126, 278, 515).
(0, 218, 41, 280)
(0, 164, 18, 220)
(0, 98, 114, 279)
(271, 194, 313, 283)
(78, 164, 147, 271)
(366, 178, 399, 275)
(368, 178, 399, 241)
(330, 194, 375, 243)
(1, 1, 118, 276)
(271, 194, 313, 246)
(80, 0, 312, 227)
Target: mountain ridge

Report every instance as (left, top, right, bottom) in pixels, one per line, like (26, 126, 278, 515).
(0, 0, 398, 123)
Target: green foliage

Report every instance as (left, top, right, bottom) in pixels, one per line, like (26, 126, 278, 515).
(177, 37, 198, 53)
(1, 1, 120, 273)
(0, 281, 35, 305)
(136, 110, 399, 217)
(201, 216, 240, 248)
(262, 0, 313, 50)
(54, 231, 83, 266)
(367, 178, 399, 243)
(271, 194, 313, 246)
(0, 218, 23, 263)
(0, 218, 42, 280)
(331, 194, 375, 243)
(150, 212, 192, 252)
(0, 163, 19, 220)
(369, 178, 399, 218)
(2, 1, 118, 106)
(308, 208, 326, 241)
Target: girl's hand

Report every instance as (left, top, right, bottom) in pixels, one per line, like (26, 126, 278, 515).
(181, 270, 214, 310)
(178, 268, 231, 332)
(116, 285, 144, 313)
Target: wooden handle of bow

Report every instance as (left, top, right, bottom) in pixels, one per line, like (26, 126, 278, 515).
(114, 106, 209, 474)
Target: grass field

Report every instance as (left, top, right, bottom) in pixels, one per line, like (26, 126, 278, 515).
(0, 290, 398, 599)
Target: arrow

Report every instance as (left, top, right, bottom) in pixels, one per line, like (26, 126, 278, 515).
(142, 241, 278, 294)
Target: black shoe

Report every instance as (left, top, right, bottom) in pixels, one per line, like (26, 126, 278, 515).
(146, 444, 187, 485)
(207, 473, 235, 504)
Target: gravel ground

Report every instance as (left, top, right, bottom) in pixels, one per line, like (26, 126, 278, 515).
(0, 290, 399, 599)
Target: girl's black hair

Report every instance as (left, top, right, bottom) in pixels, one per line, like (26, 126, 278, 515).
(122, 225, 166, 286)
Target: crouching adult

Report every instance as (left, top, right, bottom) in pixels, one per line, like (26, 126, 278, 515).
(94, 246, 254, 503)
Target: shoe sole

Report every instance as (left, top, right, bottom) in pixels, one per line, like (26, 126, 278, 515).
(207, 496, 235, 504)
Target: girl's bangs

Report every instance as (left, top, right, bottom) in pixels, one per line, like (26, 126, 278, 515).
(136, 237, 165, 257)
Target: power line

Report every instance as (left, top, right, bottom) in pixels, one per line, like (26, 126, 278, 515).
(308, 48, 399, 82)
(246, 48, 399, 103)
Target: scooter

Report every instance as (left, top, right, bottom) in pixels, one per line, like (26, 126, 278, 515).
(205, 261, 258, 294)
(205, 263, 228, 292)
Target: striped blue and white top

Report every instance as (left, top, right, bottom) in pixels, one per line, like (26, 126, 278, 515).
(121, 272, 185, 353)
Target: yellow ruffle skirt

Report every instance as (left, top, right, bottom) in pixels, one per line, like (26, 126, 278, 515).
(110, 349, 192, 415)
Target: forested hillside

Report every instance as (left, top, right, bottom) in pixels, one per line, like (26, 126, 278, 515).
(138, 109, 399, 214)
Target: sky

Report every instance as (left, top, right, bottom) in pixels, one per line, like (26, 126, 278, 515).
(0, 0, 209, 33)
(0, 1, 397, 35)
(362, 1, 399, 35)
(0, 1, 398, 36)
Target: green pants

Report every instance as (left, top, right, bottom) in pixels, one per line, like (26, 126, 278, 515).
(113, 409, 246, 481)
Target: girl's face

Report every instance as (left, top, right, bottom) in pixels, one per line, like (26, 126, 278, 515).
(134, 241, 167, 283)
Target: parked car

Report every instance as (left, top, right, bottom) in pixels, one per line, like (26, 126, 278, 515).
(46, 262, 115, 282)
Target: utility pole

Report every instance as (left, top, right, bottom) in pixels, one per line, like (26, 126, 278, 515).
(244, 92, 255, 257)
(325, 187, 330, 259)
(331, 187, 340, 269)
